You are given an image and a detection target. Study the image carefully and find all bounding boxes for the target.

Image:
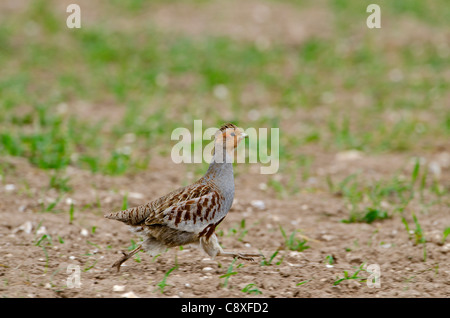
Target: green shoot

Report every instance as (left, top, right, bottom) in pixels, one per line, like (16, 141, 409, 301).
(83, 259, 98, 272)
(42, 196, 63, 213)
(69, 203, 74, 224)
(260, 250, 283, 266)
(122, 192, 128, 210)
(220, 258, 238, 288)
(333, 263, 367, 286)
(279, 226, 310, 252)
(296, 279, 312, 286)
(442, 227, 450, 244)
(325, 255, 334, 265)
(241, 283, 262, 295)
(156, 260, 179, 294)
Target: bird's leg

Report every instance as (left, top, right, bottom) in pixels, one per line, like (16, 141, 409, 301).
(112, 244, 142, 272)
(200, 234, 261, 261)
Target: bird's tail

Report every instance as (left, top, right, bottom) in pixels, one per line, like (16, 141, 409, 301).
(104, 204, 151, 225)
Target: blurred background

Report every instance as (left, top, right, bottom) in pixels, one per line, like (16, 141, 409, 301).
(0, 0, 448, 188)
(1, 0, 450, 298)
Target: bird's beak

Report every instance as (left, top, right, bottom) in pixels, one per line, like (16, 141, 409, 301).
(241, 132, 248, 138)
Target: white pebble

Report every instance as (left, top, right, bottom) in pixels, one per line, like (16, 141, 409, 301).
(113, 285, 126, 292)
(36, 226, 47, 235)
(185, 283, 192, 288)
(428, 161, 441, 177)
(5, 184, 15, 191)
(128, 192, 144, 199)
(335, 150, 363, 161)
(202, 267, 214, 272)
(80, 228, 89, 237)
(322, 235, 334, 241)
(13, 221, 33, 234)
(121, 291, 139, 298)
(250, 200, 266, 210)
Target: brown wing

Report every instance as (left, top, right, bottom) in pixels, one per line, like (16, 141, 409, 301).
(104, 182, 214, 226)
(145, 189, 224, 234)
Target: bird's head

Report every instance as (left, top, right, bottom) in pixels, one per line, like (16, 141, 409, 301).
(214, 123, 247, 158)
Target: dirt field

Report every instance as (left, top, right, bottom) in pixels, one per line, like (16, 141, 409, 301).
(0, 0, 449, 299)
(1, 151, 449, 298)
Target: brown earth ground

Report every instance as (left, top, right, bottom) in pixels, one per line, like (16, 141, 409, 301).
(1, 150, 449, 298)
(1, 0, 450, 299)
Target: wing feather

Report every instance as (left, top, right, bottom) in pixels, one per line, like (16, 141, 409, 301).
(105, 183, 212, 225)
(145, 189, 224, 233)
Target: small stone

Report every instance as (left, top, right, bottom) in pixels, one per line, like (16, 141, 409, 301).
(80, 228, 89, 237)
(121, 291, 139, 298)
(279, 266, 292, 277)
(441, 244, 450, 253)
(128, 192, 144, 200)
(36, 226, 47, 235)
(350, 280, 361, 289)
(250, 200, 266, 210)
(113, 285, 126, 292)
(5, 184, 15, 191)
(428, 161, 441, 177)
(202, 267, 214, 272)
(13, 221, 33, 234)
(335, 150, 363, 161)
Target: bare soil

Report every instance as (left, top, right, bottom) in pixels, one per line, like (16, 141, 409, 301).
(1, 151, 449, 298)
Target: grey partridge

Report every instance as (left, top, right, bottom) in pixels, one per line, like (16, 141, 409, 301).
(105, 123, 260, 272)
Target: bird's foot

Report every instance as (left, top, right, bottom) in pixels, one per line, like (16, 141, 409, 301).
(229, 252, 262, 262)
(111, 245, 143, 273)
(111, 251, 129, 273)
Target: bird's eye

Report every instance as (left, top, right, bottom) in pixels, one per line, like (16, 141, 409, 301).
(230, 132, 236, 136)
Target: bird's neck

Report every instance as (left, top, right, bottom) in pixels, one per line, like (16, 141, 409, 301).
(202, 146, 235, 212)
(203, 147, 234, 182)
